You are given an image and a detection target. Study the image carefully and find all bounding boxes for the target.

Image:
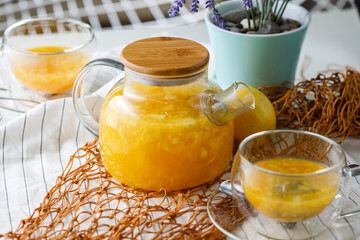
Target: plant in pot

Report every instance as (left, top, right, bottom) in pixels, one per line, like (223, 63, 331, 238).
(169, 0, 311, 89)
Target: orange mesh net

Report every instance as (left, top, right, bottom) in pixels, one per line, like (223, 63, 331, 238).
(260, 69, 360, 143)
(1, 139, 229, 239)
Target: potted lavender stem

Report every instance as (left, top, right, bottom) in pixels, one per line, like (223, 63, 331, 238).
(169, 0, 311, 88)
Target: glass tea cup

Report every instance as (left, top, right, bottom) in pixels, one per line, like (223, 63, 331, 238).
(1, 17, 95, 95)
(230, 129, 360, 240)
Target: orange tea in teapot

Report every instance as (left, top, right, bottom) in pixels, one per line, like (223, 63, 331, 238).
(73, 37, 254, 191)
(100, 78, 234, 191)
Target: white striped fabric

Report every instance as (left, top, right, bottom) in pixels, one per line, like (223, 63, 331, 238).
(0, 97, 94, 233)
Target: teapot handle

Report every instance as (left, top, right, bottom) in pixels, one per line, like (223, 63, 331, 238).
(72, 58, 125, 137)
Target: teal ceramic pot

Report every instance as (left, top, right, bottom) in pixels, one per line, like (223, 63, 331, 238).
(205, 1, 311, 89)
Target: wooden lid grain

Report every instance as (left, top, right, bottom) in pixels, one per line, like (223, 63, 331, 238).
(120, 37, 209, 76)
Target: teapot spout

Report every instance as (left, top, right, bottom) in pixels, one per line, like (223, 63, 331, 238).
(201, 82, 255, 126)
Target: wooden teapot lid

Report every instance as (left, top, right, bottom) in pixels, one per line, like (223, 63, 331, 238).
(120, 37, 209, 76)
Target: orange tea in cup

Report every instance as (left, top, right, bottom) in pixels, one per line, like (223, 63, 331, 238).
(10, 45, 90, 94)
(241, 157, 339, 222)
(231, 130, 360, 240)
(3, 17, 94, 94)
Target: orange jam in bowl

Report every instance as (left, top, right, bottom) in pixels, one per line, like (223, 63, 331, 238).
(99, 77, 234, 191)
(10, 46, 90, 94)
(241, 158, 340, 222)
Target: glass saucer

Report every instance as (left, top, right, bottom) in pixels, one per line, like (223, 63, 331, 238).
(207, 185, 360, 240)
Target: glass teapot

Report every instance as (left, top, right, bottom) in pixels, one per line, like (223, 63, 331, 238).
(73, 37, 254, 191)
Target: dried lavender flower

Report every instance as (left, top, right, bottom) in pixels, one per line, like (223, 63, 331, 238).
(168, 0, 186, 18)
(190, 0, 200, 13)
(243, 0, 253, 10)
(212, 9, 228, 29)
(205, 0, 228, 29)
(168, 0, 228, 29)
(168, 0, 292, 33)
